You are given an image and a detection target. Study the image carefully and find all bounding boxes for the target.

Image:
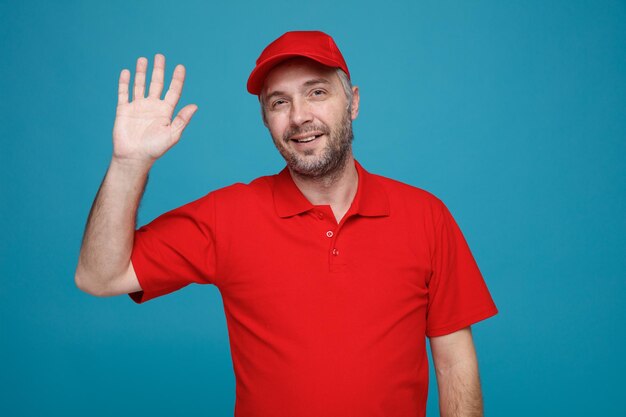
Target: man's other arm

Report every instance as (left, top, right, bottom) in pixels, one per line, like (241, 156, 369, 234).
(75, 54, 197, 296)
(429, 326, 484, 417)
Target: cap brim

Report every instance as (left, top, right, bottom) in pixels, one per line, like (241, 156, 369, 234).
(247, 52, 344, 95)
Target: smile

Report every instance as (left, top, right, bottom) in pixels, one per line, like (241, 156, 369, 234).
(291, 134, 323, 143)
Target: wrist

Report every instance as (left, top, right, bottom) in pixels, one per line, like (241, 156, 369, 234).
(110, 155, 153, 176)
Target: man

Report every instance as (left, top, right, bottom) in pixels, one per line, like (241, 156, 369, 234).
(75, 31, 498, 417)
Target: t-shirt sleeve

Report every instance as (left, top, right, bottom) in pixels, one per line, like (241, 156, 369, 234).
(128, 192, 218, 304)
(425, 200, 498, 337)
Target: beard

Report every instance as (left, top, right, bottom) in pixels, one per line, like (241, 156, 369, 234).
(271, 110, 354, 179)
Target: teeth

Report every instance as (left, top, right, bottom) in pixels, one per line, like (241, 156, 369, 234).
(295, 135, 317, 143)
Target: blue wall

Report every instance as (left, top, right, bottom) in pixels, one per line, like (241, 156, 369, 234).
(1, 0, 624, 415)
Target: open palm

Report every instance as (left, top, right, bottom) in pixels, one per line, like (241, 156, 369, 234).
(112, 54, 197, 164)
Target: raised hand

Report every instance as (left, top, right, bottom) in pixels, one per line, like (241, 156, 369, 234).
(112, 54, 198, 167)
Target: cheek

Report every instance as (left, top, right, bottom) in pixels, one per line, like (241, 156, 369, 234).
(267, 116, 287, 137)
(268, 124, 287, 146)
(324, 104, 346, 124)
(271, 127, 285, 143)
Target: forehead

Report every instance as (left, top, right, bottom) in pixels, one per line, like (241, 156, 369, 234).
(262, 57, 339, 95)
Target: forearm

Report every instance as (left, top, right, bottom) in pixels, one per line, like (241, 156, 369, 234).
(435, 358, 483, 417)
(75, 157, 150, 294)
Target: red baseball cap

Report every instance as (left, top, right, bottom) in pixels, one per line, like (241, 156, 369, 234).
(247, 31, 350, 95)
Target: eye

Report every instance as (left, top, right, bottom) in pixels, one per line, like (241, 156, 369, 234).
(311, 89, 326, 97)
(271, 99, 287, 109)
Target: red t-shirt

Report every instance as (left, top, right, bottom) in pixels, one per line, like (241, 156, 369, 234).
(130, 160, 498, 417)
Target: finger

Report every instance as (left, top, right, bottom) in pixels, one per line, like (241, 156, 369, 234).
(171, 104, 198, 133)
(164, 64, 186, 108)
(148, 53, 165, 99)
(133, 57, 148, 101)
(118, 69, 130, 105)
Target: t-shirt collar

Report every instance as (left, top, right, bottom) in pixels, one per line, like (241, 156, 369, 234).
(273, 159, 390, 218)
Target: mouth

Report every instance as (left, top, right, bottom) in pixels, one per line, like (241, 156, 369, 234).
(290, 133, 324, 144)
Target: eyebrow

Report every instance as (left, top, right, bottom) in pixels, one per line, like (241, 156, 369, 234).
(302, 78, 331, 87)
(264, 78, 331, 102)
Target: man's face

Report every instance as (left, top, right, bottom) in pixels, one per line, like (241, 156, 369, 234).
(261, 58, 359, 178)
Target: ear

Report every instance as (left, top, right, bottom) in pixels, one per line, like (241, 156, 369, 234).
(350, 86, 360, 120)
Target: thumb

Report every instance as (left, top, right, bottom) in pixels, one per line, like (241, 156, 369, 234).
(171, 104, 198, 132)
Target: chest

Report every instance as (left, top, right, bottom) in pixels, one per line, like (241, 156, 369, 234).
(217, 211, 432, 314)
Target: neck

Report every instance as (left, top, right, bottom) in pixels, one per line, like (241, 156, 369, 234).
(289, 154, 358, 223)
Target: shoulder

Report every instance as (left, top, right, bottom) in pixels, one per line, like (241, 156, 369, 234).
(201, 173, 284, 222)
(159, 173, 275, 217)
(368, 170, 446, 212)
(209, 173, 276, 203)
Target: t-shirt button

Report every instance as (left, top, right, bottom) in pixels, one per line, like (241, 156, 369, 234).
(332, 248, 340, 256)
(326, 230, 333, 238)
(317, 212, 324, 219)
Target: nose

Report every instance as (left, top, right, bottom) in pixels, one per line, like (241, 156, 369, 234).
(289, 97, 313, 127)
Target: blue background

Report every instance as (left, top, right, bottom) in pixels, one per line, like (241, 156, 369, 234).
(1, 0, 624, 415)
